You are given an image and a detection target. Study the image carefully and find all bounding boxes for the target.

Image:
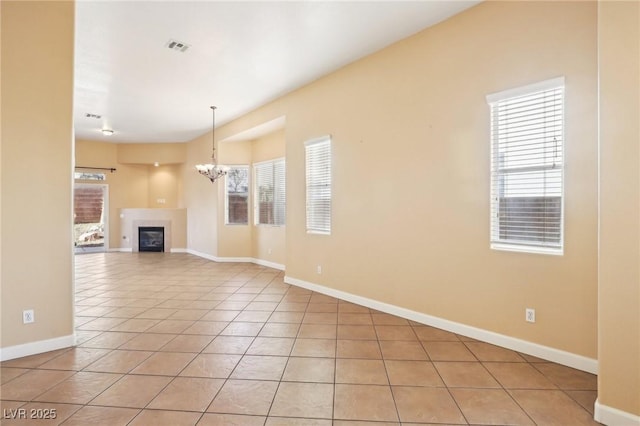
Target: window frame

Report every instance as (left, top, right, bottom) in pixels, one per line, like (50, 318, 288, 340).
(224, 165, 250, 226)
(487, 77, 565, 255)
(305, 136, 332, 235)
(253, 157, 286, 227)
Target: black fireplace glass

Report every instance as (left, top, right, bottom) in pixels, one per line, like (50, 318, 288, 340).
(138, 227, 164, 252)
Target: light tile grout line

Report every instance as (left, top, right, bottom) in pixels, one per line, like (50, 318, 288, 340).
(261, 282, 310, 424)
(372, 307, 403, 424)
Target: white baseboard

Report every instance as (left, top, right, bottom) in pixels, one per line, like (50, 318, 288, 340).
(252, 258, 285, 271)
(217, 256, 254, 263)
(170, 248, 188, 253)
(186, 249, 252, 263)
(187, 249, 284, 270)
(186, 249, 217, 262)
(0, 334, 75, 362)
(595, 399, 640, 426)
(284, 275, 598, 375)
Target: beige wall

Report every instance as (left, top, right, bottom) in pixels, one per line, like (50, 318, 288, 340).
(213, 1, 599, 358)
(184, 133, 219, 256)
(148, 164, 182, 208)
(1, 1, 75, 348)
(75, 140, 183, 248)
(0, 0, 3, 351)
(597, 0, 640, 417)
(117, 142, 186, 165)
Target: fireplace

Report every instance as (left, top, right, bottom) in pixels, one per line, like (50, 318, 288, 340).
(138, 227, 164, 252)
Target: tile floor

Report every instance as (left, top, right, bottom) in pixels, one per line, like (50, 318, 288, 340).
(0, 253, 600, 425)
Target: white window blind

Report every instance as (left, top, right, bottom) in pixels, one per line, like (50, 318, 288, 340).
(305, 137, 331, 234)
(254, 158, 285, 226)
(487, 77, 564, 254)
(225, 166, 249, 225)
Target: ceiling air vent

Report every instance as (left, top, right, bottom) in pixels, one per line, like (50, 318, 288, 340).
(166, 39, 190, 52)
(85, 113, 101, 119)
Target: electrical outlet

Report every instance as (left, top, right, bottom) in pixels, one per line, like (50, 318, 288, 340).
(317, 265, 322, 274)
(525, 308, 536, 323)
(23, 309, 35, 324)
(268, 248, 272, 255)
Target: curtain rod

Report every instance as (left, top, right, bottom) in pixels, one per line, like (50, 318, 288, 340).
(75, 166, 117, 173)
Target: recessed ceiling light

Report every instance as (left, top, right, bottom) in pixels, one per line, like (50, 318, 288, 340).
(166, 39, 190, 52)
(102, 129, 114, 136)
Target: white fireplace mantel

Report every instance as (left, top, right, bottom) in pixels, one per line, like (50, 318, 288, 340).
(118, 208, 187, 252)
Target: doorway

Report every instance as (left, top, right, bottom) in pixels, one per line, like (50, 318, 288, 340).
(74, 183, 108, 253)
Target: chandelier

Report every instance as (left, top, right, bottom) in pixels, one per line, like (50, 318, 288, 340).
(195, 106, 229, 183)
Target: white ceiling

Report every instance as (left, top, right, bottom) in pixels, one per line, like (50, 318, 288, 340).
(74, 1, 480, 143)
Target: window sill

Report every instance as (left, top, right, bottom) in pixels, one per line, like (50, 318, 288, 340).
(307, 230, 330, 236)
(491, 243, 563, 256)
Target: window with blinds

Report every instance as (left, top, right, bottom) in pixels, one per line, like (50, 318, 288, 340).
(305, 136, 331, 234)
(487, 77, 564, 254)
(225, 166, 249, 225)
(254, 158, 285, 226)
